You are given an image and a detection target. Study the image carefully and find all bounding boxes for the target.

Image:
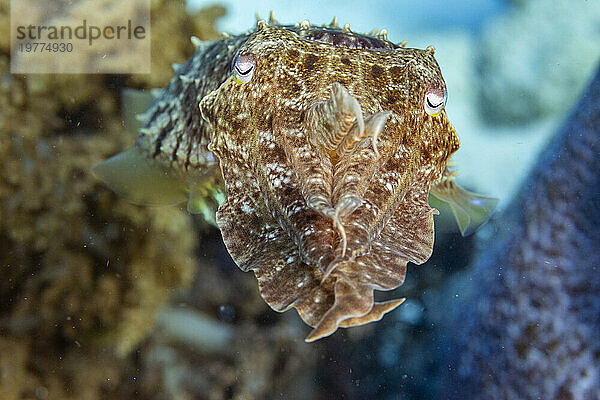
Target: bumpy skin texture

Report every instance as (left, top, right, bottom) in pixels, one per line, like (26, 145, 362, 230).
(141, 20, 459, 341)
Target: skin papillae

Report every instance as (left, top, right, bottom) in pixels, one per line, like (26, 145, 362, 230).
(96, 18, 463, 341)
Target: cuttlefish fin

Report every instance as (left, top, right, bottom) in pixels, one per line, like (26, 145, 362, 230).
(97, 88, 221, 223)
(121, 88, 155, 135)
(430, 180, 499, 236)
(92, 146, 188, 206)
(186, 183, 224, 226)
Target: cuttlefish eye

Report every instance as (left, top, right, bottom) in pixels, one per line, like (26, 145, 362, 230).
(231, 53, 255, 84)
(424, 87, 447, 116)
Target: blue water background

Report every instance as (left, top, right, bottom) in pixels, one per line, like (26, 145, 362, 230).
(188, 0, 505, 37)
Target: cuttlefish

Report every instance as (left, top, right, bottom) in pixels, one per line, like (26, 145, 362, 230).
(94, 17, 497, 341)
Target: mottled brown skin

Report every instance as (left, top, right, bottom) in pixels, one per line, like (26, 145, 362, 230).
(138, 19, 459, 341)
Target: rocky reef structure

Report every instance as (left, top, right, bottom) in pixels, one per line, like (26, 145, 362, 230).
(445, 65, 600, 398)
(1, 1, 316, 399)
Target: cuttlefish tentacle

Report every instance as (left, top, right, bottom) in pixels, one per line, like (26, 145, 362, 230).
(305, 273, 405, 342)
(329, 110, 392, 232)
(337, 110, 391, 158)
(304, 194, 347, 258)
(303, 82, 365, 256)
(304, 83, 390, 257)
(305, 275, 372, 341)
(308, 83, 387, 158)
(307, 82, 364, 152)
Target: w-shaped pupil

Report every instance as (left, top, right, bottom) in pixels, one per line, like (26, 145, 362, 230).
(427, 96, 441, 108)
(235, 65, 252, 75)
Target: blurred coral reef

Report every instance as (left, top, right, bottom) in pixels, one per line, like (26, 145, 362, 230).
(0, 1, 315, 399)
